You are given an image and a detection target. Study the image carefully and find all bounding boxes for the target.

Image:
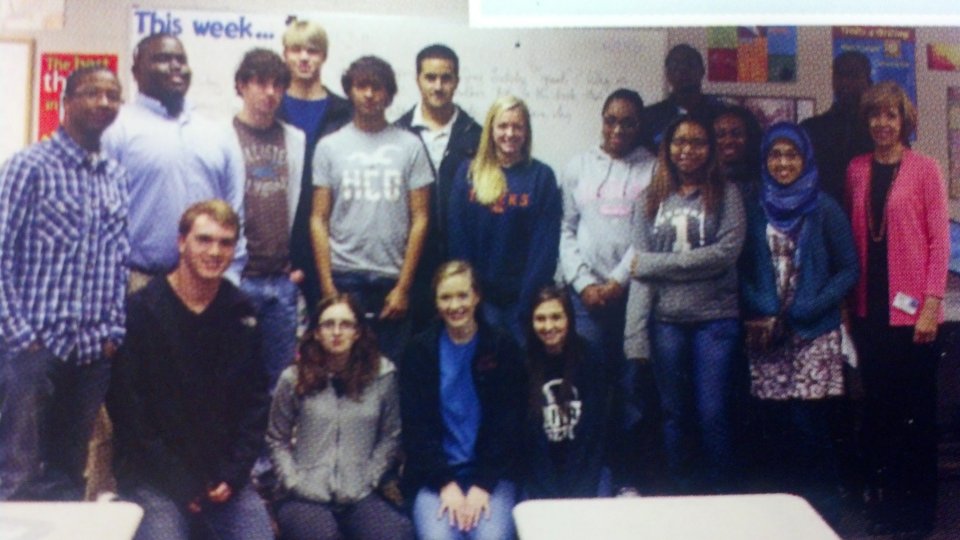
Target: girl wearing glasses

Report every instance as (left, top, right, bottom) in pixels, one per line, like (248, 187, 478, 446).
(624, 114, 746, 493)
(267, 294, 413, 540)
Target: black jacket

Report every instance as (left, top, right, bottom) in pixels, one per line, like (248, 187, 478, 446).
(280, 89, 353, 311)
(395, 106, 482, 262)
(400, 321, 526, 496)
(107, 277, 269, 505)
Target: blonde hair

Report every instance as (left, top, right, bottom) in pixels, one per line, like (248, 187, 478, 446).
(469, 95, 532, 206)
(432, 259, 480, 298)
(282, 19, 328, 56)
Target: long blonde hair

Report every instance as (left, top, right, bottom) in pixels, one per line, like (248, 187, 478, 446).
(469, 95, 532, 206)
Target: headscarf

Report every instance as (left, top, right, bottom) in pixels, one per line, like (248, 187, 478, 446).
(760, 122, 819, 236)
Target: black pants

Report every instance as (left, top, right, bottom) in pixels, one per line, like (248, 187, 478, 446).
(854, 320, 939, 529)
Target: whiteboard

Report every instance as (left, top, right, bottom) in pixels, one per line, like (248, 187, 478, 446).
(0, 39, 33, 165)
(126, 8, 665, 171)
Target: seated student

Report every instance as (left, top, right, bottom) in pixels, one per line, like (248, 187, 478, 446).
(267, 294, 412, 540)
(522, 286, 609, 499)
(401, 260, 526, 540)
(447, 96, 562, 347)
(107, 200, 272, 540)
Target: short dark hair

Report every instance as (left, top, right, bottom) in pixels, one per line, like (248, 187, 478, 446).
(234, 48, 291, 93)
(833, 50, 872, 78)
(341, 55, 397, 98)
(665, 43, 704, 70)
(602, 88, 643, 115)
(64, 66, 116, 98)
(416, 43, 459, 75)
(133, 32, 180, 67)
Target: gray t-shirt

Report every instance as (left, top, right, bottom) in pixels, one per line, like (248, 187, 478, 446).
(313, 124, 433, 277)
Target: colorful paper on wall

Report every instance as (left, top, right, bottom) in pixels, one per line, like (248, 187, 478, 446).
(707, 26, 796, 83)
(37, 53, 119, 141)
(928, 43, 960, 72)
(713, 94, 815, 131)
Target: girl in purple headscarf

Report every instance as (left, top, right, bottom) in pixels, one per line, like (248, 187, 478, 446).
(739, 121, 858, 523)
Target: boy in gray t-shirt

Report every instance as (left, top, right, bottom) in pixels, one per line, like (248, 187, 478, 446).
(310, 56, 432, 363)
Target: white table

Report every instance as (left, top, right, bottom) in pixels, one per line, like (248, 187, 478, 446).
(0, 501, 143, 540)
(514, 493, 840, 540)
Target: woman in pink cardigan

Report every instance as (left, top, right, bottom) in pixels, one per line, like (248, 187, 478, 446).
(846, 81, 950, 537)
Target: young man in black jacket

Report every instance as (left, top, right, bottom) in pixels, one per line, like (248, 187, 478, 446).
(395, 44, 482, 330)
(108, 200, 272, 540)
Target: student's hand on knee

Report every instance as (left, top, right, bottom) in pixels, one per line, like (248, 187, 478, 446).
(206, 481, 232, 504)
(438, 481, 466, 527)
(463, 485, 491, 530)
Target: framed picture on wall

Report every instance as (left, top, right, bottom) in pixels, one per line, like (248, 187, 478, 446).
(712, 94, 815, 131)
(0, 38, 34, 164)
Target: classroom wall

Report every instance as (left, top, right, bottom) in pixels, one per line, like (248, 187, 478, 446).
(3, 0, 959, 218)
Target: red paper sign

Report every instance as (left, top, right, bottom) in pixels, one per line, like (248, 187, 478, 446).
(38, 53, 118, 141)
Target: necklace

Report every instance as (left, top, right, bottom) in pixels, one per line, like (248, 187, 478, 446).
(866, 161, 899, 242)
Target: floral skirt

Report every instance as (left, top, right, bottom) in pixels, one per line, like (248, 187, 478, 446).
(749, 328, 844, 400)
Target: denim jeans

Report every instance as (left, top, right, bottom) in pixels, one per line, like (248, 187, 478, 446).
(0, 346, 110, 501)
(126, 483, 273, 540)
(651, 318, 740, 493)
(240, 274, 300, 391)
(332, 272, 411, 366)
(413, 480, 517, 540)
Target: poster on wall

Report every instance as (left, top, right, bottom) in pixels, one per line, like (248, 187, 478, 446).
(928, 43, 960, 72)
(948, 87, 960, 200)
(707, 26, 797, 83)
(832, 27, 917, 107)
(713, 94, 815, 130)
(37, 53, 119, 141)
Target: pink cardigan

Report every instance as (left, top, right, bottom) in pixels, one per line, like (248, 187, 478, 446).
(846, 149, 950, 326)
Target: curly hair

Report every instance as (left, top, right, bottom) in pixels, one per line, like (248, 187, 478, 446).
(294, 294, 381, 400)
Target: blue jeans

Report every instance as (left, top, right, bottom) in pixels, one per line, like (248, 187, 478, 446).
(240, 274, 300, 391)
(333, 272, 411, 366)
(126, 483, 273, 540)
(413, 480, 517, 540)
(0, 346, 110, 501)
(651, 318, 740, 493)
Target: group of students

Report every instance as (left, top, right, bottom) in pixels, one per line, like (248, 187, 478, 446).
(0, 20, 950, 539)
(256, 74, 949, 540)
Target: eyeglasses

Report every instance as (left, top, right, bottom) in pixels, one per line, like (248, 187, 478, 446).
(318, 319, 357, 333)
(670, 137, 708, 149)
(71, 89, 123, 104)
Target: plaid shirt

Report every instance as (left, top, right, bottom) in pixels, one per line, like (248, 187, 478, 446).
(0, 128, 129, 363)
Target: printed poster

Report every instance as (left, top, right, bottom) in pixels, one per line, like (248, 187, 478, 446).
(832, 27, 917, 109)
(37, 53, 118, 141)
(707, 26, 796, 83)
